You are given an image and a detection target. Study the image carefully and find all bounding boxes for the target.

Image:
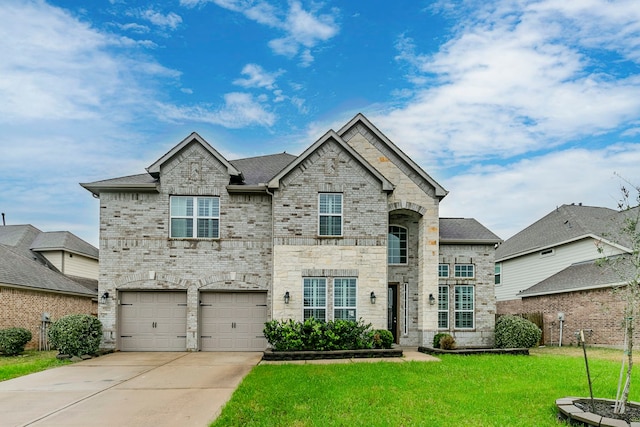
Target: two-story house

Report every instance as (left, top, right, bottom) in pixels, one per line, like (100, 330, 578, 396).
(495, 203, 636, 345)
(0, 224, 98, 349)
(81, 114, 500, 351)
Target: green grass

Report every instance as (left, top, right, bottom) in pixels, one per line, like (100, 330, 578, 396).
(0, 350, 70, 381)
(212, 346, 640, 427)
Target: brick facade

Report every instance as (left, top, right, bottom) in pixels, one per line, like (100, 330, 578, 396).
(90, 115, 498, 351)
(0, 287, 97, 349)
(496, 288, 635, 346)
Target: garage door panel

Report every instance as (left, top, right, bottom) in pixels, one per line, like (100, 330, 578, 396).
(119, 291, 187, 351)
(200, 292, 267, 351)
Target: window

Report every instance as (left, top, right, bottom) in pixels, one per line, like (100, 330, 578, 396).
(388, 226, 408, 264)
(455, 285, 474, 329)
(334, 278, 357, 320)
(454, 264, 474, 278)
(318, 193, 342, 236)
(170, 196, 219, 238)
(303, 278, 327, 321)
(438, 285, 449, 329)
(495, 263, 502, 285)
(438, 264, 449, 278)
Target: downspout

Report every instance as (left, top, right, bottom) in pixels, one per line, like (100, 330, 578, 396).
(265, 185, 276, 323)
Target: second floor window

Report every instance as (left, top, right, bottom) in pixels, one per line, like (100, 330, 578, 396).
(388, 226, 408, 264)
(454, 264, 474, 278)
(438, 264, 449, 278)
(495, 263, 502, 285)
(318, 193, 342, 236)
(170, 196, 219, 238)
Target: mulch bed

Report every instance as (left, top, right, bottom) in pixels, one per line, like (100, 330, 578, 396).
(418, 346, 529, 355)
(262, 347, 403, 361)
(574, 399, 640, 424)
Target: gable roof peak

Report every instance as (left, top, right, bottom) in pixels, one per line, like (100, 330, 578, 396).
(337, 113, 448, 199)
(146, 132, 241, 179)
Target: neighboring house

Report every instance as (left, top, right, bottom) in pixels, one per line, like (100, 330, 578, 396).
(81, 113, 500, 352)
(0, 225, 98, 349)
(495, 203, 636, 346)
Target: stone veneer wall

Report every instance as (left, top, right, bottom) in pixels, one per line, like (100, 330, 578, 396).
(497, 288, 637, 347)
(342, 126, 441, 347)
(435, 243, 497, 348)
(271, 139, 388, 328)
(0, 286, 96, 349)
(98, 142, 273, 351)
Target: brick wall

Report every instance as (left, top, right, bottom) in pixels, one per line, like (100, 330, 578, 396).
(496, 288, 636, 346)
(0, 286, 96, 349)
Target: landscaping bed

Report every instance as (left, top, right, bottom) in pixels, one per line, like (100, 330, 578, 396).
(262, 347, 403, 361)
(556, 397, 640, 426)
(418, 346, 529, 356)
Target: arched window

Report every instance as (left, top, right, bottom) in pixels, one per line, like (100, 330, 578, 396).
(388, 226, 408, 264)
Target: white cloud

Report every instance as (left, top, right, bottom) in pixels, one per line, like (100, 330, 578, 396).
(140, 9, 183, 30)
(233, 64, 284, 89)
(158, 92, 276, 128)
(384, 0, 640, 164)
(439, 143, 640, 240)
(181, 0, 339, 65)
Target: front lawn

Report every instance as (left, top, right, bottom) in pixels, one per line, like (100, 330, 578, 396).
(212, 346, 640, 426)
(0, 350, 70, 381)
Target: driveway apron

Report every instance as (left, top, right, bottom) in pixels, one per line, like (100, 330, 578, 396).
(0, 352, 262, 427)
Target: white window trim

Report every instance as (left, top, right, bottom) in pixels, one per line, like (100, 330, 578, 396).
(454, 285, 474, 330)
(438, 285, 449, 329)
(388, 225, 408, 265)
(454, 264, 475, 279)
(303, 277, 327, 321)
(403, 282, 409, 336)
(495, 263, 502, 285)
(318, 193, 343, 237)
(333, 278, 357, 321)
(438, 264, 450, 278)
(169, 195, 220, 239)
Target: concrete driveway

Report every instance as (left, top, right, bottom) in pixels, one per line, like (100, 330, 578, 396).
(0, 352, 262, 427)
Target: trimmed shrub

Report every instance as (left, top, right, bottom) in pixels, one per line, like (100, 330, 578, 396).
(264, 318, 384, 351)
(0, 327, 32, 356)
(372, 329, 394, 349)
(48, 314, 103, 356)
(495, 315, 541, 348)
(433, 333, 452, 349)
(439, 334, 456, 350)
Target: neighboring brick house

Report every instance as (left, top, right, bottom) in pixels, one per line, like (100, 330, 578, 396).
(495, 204, 637, 346)
(81, 114, 500, 351)
(0, 225, 98, 349)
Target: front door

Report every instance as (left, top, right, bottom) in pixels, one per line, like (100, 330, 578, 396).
(387, 284, 398, 343)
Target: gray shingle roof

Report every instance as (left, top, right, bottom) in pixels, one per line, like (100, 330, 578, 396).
(31, 231, 98, 259)
(495, 204, 623, 261)
(0, 245, 96, 297)
(0, 225, 98, 297)
(439, 218, 502, 243)
(519, 255, 632, 297)
(230, 153, 297, 185)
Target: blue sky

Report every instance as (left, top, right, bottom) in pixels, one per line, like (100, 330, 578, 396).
(1, 0, 640, 247)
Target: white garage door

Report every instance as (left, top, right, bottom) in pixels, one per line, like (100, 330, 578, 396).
(200, 292, 267, 351)
(119, 291, 187, 351)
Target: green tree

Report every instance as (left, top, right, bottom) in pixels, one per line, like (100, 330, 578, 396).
(597, 181, 640, 414)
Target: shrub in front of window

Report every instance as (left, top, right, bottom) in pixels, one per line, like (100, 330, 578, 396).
(48, 314, 103, 356)
(264, 318, 389, 351)
(439, 334, 456, 350)
(433, 332, 453, 349)
(0, 327, 32, 356)
(495, 315, 541, 349)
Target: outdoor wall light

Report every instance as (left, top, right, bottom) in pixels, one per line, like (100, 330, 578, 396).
(284, 291, 290, 304)
(429, 293, 436, 305)
(100, 291, 110, 304)
(370, 291, 376, 304)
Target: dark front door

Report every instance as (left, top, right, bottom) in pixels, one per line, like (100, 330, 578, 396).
(387, 284, 398, 343)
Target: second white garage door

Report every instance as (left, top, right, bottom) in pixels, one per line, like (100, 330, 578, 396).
(200, 292, 267, 351)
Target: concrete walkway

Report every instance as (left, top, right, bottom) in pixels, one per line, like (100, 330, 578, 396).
(0, 352, 262, 427)
(0, 348, 438, 427)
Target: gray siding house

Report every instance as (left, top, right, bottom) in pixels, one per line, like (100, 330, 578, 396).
(82, 114, 500, 351)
